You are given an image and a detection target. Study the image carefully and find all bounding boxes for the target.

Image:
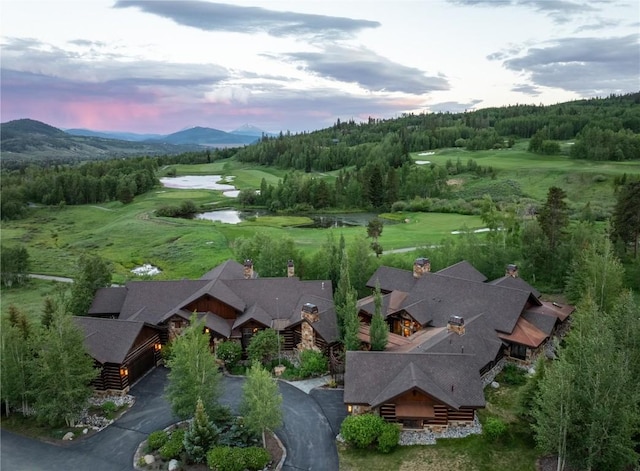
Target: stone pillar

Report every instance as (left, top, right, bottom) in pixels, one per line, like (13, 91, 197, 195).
(287, 259, 295, 278)
(298, 303, 319, 351)
(243, 259, 254, 279)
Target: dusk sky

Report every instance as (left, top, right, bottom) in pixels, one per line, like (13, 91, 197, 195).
(1, 1, 639, 134)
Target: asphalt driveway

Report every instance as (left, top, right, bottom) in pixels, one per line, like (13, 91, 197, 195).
(1, 367, 346, 471)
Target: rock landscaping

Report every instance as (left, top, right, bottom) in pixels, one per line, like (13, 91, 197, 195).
(398, 415, 483, 446)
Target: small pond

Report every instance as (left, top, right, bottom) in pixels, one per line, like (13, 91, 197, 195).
(160, 175, 238, 197)
(196, 210, 396, 227)
(131, 264, 162, 276)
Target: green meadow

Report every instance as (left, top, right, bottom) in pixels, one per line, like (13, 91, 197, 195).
(2, 145, 638, 319)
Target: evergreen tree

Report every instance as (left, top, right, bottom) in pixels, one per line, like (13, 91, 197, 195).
(240, 361, 283, 447)
(68, 253, 112, 316)
(41, 296, 56, 329)
(537, 186, 569, 252)
(612, 180, 640, 258)
(32, 311, 97, 426)
(166, 315, 222, 419)
(342, 289, 361, 351)
(369, 281, 388, 351)
(333, 250, 352, 340)
(184, 397, 219, 464)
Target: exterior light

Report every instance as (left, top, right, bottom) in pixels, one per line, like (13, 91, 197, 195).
(347, 405, 353, 413)
(154, 343, 162, 351)
(252, 327, 259, 333)
(204, 327, 210, 334)
(120, 367, 129, 377)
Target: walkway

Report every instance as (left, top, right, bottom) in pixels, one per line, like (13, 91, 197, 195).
(0, 368, 347, 471)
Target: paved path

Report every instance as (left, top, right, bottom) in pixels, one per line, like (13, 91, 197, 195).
(0, 368, 346, 471)
(28, 273, 74, 283)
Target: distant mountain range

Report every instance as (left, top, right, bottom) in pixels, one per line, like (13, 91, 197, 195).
(64, 123, 272, 145)
(0, 119, 272, 162)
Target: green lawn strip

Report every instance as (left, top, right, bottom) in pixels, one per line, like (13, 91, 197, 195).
(0, 413, 79, 441)
(0, 279, 70, 321)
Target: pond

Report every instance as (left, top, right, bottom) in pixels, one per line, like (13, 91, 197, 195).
(196, 210, 396, 227)
(159, 175, 238, 197)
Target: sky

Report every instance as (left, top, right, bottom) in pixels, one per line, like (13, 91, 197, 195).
(1, 0, 639, 134)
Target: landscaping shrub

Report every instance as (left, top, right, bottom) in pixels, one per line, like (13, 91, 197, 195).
(376, 422, 400, 453)
(147, 430, 169, 451)
(101, 401, 117, 419)
(242, 446, 271, 470)
(216, 341, 242, 369)
(298, 349, 328, 378)
(484, 417, 508, 442)
(501, 363, 527, 386)
(206, 446, 245, 471)
(218, 417, 260, 448)
(246, 329, 281, 365)
(265, 357, 294, 372)
(159, 429, 185, 460)
(184, 398, 220, 464)
(340, 414, 385, 449)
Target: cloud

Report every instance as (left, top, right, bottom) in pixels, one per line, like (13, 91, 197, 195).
(281, 46, 449, 94)
(449, 0, 598, 23)
(573, 18, 620, 32)
(498, 34, 640, 95)
(510, 83, 541, 96)
(428, 100, 482, 113)
(113, 1, 380, 39)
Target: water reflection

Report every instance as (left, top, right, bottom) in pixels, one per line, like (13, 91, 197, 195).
(160, 175, 235, 191)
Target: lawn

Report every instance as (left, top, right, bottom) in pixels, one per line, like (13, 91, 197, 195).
(339, 369, 539, 471)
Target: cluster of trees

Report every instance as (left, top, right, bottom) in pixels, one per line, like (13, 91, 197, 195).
(1, 303, 97, 426)
(1, 157, 159, 220)
(0, 245, 30, 288)
(529, 234, 640, 471)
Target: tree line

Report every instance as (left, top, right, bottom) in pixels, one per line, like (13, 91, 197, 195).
(1, 157, 159, 220)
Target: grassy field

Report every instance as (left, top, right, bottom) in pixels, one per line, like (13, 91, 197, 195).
(412, 143, 640, 204)
(339, 369, 538, 471)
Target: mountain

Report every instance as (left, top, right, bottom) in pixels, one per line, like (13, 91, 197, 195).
(149, 126, 258, 146)
(65, 128, 164, 141)
(231, 124, 273, 138)
(0, 119, 202, 163)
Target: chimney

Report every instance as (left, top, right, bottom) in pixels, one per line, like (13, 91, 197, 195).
(506, 264, 519, 278)
(447, 315, 465, 336)
(243, 259, 254, 279)
(301, 302, 319, 323)
(287, 259, 295, 278)
(413, 257, 431, 278)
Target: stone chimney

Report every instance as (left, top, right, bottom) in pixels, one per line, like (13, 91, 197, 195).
(301, 302, 319, 323)
(287, 259, 295, 278)
(506, 264, 519, 278)
(413, 257, 431, 278)
(299, 303, 320, 351)
(447, 315, 465, 336)
(243, 259, 254, 279)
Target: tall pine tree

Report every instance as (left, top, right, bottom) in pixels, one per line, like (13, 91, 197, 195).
(369, 281, 388, 351)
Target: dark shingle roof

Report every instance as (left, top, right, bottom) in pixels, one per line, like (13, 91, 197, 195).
(345, 351, 485, 409)
(88, 287, 127, 315)
(200, 259, 246, 280)
(436, 261, 488, 282)
(522, 310, 557, 336)
(489, 275, 541, 298)
(73, 316, 157, 364)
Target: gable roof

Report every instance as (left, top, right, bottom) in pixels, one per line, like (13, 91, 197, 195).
(73, 316, 158, 364)
(436, 260, 488, 282)
(345, 351, 485, 409)
(87, 260, 338, 343)
(497, 316, 548, 348)
(489, 275, 541, 298)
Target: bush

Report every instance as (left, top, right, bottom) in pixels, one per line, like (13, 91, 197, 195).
(147, 430, 169, 451)
(243, 446, 271, 470)
(246, 329, 281, 365)
(206, 446, 245, 471)
(102, 401, 117, 419)
(340, 414, 385, 449)
(216, 341, 243, 369)
(298, 349, 328, 378)
(159, 429, 185, 460)
(484, 417, 508, 442)
(501, 363, 527, 386)
(376, 422, 400, 453)
(265, 357, 294, 372)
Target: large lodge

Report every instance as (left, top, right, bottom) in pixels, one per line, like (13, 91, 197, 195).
(80, 257, 573, 431)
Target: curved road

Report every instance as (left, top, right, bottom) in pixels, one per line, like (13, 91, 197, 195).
(0, 367, 345, 471)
